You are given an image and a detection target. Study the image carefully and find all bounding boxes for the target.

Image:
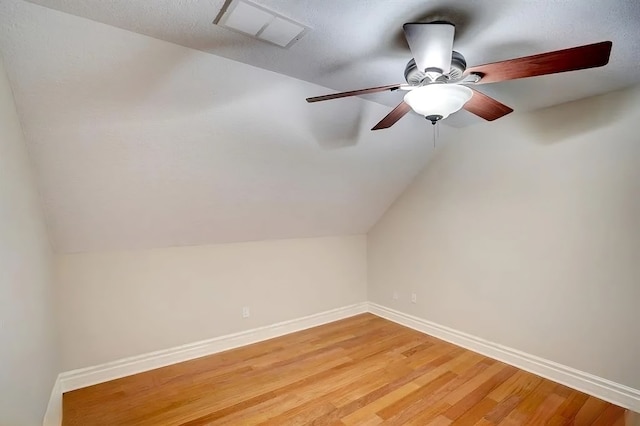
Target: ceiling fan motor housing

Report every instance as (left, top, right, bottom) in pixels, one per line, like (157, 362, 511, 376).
(404, 51, 467, 85)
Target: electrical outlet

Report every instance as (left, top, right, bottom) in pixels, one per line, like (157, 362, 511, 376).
(411, 293, 417, 303)
(242, 306, 250, 318)
(393, 291, 399, 300)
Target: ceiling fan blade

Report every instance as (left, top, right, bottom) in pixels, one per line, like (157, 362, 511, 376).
(306, 84, 404, 103)
(371, 102, 412, 130)
(463, 89, 513, 121)
(466, 41, 612, 84)
(403, 22, 455, 73)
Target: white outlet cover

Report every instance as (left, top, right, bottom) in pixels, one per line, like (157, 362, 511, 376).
(393, 292, 399, 300)
(411, 293, 417, 303)
(242, 307, 250, 318)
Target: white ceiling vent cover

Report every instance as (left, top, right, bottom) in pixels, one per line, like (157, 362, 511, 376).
(215, 0, 310, 48)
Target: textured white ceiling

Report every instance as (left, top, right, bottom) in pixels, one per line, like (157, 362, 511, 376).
(1, 0, 639, 253)
(21, 0, 640, 126)
(0, 0, 438, 253)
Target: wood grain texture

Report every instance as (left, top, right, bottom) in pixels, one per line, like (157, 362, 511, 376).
(466, 41, 612, 84)
(371, 101, 411, 130)
(62, 314, 625, 425)
(306, 84, 402, 103)
(463, 89, 513, 121)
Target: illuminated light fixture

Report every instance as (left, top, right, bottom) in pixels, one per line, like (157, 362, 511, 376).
(403, 84, 473, 124)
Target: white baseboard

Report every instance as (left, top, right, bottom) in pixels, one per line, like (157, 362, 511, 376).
(42, 375, 61, 426)
(42, 302, 367, 425)
(368, 302, 640, 412)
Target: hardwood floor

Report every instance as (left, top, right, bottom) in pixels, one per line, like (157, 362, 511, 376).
(62, 314, 626, 425)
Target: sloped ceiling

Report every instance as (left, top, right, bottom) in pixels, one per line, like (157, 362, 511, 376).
(1, 0, 639, 253)
(20, 0, 640, 127)
(0, 0, 436, 253)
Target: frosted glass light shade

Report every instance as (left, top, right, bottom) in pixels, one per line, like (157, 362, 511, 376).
(403, 84, 473, 119)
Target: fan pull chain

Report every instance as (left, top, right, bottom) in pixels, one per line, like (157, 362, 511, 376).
(431, 121, 440, 150)
(432, 123, 436, 149)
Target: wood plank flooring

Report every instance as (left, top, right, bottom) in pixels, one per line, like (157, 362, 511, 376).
(62, 314, 626, 425)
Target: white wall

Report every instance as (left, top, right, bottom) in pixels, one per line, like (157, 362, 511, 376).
(56, 235, 367, 370)
(0, 56, 59, 424)
(368, 86, 640, 390)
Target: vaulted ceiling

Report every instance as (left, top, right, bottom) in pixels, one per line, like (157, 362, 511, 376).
(0, 0, 639, 253)
(21, 0, 640, 124)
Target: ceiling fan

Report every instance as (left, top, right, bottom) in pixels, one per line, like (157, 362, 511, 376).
(306, 22, 612, 130)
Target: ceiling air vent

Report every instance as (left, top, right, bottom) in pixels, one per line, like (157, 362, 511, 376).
(214, 0, 310, 48)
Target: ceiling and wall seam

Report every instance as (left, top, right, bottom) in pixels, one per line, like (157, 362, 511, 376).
(0, 0, 438, 253)
(0, 0, 638, 253)
(0, 48, 57, 253)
